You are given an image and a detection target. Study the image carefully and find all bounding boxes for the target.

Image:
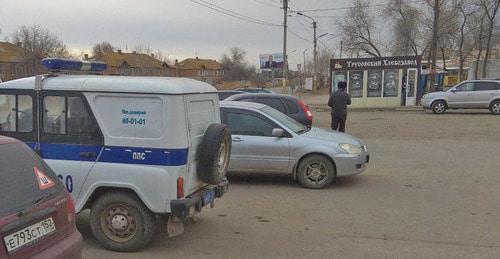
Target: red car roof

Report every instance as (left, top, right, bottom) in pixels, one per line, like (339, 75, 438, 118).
(0, 136, 19, 145)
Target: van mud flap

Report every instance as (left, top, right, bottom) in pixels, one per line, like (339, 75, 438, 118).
(167, 215, 185, 237)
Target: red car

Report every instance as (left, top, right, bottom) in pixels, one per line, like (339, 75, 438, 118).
(0, 136, 82, 259)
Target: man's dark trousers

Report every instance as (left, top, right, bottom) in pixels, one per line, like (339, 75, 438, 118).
(331, 113, 347, 132)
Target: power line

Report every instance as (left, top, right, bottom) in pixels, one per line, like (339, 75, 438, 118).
(190, 0, 281, 27)
(252, 0, 281, 8)
(295, 0, 426, 13)
(291, 16, 314, 37)
(288, 28, 311, 42)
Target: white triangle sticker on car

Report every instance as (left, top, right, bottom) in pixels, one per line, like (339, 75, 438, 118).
(34, 167, 55, 190)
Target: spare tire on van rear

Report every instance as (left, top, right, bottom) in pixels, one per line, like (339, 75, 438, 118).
(197, 123, 231, 185)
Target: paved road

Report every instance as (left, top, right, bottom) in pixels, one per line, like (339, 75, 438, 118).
(80, 109, 500, 258)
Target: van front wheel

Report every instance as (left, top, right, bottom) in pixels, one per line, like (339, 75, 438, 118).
(90, 191, 155, 252)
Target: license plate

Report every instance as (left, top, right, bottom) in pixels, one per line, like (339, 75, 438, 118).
(201, 190, 215, 206)
(3, 217, 56, 253)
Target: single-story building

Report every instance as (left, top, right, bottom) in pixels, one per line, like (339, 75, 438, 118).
(330, 56, 421, 107)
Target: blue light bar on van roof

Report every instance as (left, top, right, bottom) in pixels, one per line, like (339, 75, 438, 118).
(41, 58, 107, 72)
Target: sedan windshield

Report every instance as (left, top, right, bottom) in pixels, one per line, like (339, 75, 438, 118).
(260, 106, 307, 134)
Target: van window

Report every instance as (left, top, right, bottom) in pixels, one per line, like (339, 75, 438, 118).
(68, 97, 96, 134)
(0, 94, 33, 133)
(43, 96, 66, 134)
(43, 95, 97, 135)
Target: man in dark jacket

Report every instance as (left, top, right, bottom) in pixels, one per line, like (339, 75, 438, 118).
(328, 81, 351, 132)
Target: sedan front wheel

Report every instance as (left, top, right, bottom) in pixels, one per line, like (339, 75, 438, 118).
(297, 155, 335, 189)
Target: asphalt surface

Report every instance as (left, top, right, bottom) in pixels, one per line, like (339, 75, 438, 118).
(80, 109, 500, 258)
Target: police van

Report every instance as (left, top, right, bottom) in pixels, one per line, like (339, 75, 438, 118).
(0, 58, 231, 252)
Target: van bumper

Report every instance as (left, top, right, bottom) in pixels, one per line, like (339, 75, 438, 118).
(170, 179, 229, 221)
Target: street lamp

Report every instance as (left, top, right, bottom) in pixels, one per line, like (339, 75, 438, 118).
(296, 12, 319, 91)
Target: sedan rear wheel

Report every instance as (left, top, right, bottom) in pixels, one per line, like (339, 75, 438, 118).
(297, 155, 335, 189)
(490, 101, 500, 115)
(431, 100, 446, 114)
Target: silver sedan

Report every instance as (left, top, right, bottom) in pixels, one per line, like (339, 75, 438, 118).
(220, 101, 369, 189)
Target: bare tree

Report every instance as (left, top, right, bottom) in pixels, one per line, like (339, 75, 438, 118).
(386, 0, 427, 56)
(153, 50, 172, 64)
(455, 0, 476, 81)
(473, 13, 488, 78)
(476, 0, 500, 77)
(133, 44, 153, 55)
(92, 42, 115, 57)
(11, 25, 69, 73)
(337, 0, 384, 58)
(220, 47, 255, 81)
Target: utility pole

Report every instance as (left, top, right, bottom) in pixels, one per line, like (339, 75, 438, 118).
(303, 49, 307, 77)
(282, 0, 288, 94)
(302, 49, 307, 98)
(313, 21, 317, 92)
(430, 0, 439, 93)
(340, 40, 343, 59)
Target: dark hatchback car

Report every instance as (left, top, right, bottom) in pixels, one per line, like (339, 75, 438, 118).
(218, 90, 246, 101)
(225, 93, 313, 127)
(0, 136, 82, 259)
(235, 87, 274, 94)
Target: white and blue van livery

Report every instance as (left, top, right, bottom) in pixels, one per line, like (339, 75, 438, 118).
(0, 58, 231, 252)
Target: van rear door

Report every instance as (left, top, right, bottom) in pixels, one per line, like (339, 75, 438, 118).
(184, 94, 219, 194)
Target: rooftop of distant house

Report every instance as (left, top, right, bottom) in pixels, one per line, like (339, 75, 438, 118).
(91, 50, 170, 68)
(177, 57, 223, 70)
(0, 42, 25, 63)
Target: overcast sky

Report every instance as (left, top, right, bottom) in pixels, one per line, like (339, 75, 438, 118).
(0, 0, 373, 68)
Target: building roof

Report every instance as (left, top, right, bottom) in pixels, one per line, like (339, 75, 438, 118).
(0, 42, 25, 63)
(93, 51, 169, 69)
(0, 75, 217, 94)
(177, 58, 222, 70)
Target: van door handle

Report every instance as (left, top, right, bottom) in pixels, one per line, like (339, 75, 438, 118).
(80, 152, 97, 159)
(232, 137, 243, 142)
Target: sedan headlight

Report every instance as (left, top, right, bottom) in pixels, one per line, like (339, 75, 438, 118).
(339, 143, 363, 155)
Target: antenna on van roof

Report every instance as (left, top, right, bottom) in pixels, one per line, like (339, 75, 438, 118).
(41, 58, 107, 75)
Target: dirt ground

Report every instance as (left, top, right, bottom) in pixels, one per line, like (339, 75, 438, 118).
(80, 109, 500, 258)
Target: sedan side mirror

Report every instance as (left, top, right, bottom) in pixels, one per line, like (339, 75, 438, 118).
(451, 89, 457, 93)
(272, 128, 286, 137)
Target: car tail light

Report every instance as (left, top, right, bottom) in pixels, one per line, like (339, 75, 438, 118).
(66, 195, 75, 223)
(177, 177, 184, 199)
(298, 99, 313, 122)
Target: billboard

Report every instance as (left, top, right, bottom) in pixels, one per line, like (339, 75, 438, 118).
(259, 53, 284, 70)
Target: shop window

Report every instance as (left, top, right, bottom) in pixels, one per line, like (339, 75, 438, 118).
(367, 70, 383, 97)
(348, 71, 363, 98)
(383, 69, 399, 97)
(0, 94, 33, 132)
(332, 72, 347, 92)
